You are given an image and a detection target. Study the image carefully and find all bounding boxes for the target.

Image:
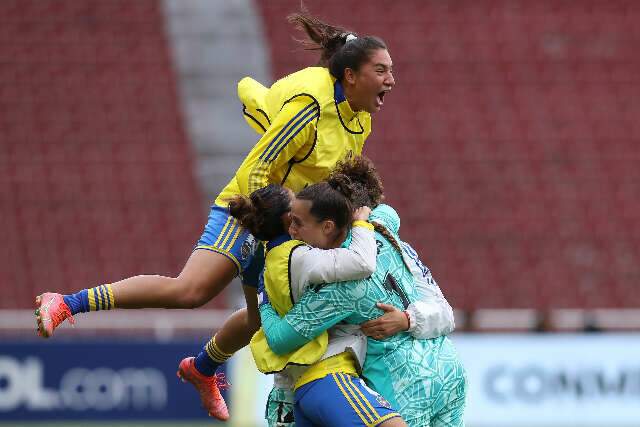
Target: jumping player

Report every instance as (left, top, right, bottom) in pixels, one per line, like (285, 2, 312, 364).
(35, 10, 395, 420)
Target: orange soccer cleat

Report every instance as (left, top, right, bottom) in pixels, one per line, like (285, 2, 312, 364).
(177, 356, 230, 421)
(35, 292, 75, 338)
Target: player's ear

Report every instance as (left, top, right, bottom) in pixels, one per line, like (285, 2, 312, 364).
(343, 68, 357, 85)
(321, 219, 336, 236)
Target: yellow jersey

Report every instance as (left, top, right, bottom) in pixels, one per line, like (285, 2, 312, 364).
(215, 67, 372, 206)
(251, 231, 369, 388)
(250, 236, 329, 374)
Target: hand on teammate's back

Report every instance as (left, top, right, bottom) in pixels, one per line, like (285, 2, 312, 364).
(360, 303, 409, 340)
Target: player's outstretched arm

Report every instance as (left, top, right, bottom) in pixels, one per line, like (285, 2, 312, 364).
(259, 284, 353, 354)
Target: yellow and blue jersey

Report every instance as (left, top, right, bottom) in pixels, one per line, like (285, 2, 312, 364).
(215, 67, 372, 206)
(251, 231, 370, 386)
(250, 235, 329, 374)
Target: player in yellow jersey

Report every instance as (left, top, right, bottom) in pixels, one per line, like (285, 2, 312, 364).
(34, 9, 395, 421)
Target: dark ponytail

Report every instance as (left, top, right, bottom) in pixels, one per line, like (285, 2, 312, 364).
(296, 182, 353, 231)
(228, 184, 291, 241)
(372, 222, 411, 271)
(287, 10, 388, 80)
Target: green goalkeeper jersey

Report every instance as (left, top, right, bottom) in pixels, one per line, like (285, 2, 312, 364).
(260, 204, 466, 425)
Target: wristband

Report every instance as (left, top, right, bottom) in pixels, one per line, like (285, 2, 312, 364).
(403, 310, 411, 331)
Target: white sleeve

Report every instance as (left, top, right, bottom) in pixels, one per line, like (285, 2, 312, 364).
(289, 225, 376, 301)
(401, 242, 456, 339)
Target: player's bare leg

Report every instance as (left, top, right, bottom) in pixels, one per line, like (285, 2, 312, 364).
(35, 250, 237, 336)
(178, 285, 260, 420)
(110, 250, 238, 309)
(215, 286, 260, 351)
(34, 247, 261, 420)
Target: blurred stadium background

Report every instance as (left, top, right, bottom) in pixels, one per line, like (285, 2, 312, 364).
(1, 0, 639, 426)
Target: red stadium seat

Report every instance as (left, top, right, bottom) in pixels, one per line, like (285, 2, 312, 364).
(254, 0, 640, 309)
(0, 0, 211, 308)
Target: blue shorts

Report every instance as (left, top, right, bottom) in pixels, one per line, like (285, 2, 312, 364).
(294, 373, 401, 427)
(195, 205, 264, 287)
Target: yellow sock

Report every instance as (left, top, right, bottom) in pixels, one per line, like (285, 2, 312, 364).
(87, 284, 116, 311)
(205, 334, 233, 364)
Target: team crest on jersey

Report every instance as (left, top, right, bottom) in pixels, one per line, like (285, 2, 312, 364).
(359, 379, 392, 409)
(241, 234, 258, 260)
(376, 394, 392, 409)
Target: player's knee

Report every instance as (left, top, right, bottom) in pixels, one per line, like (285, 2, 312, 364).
(178, 294, 207, 309)
(175, 278, 216, 308)
(175, 292, 207, 309)
(233, 307, 260, 336)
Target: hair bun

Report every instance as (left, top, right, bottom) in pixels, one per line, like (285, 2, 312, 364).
(327, 155, 383, 208)
(328, 175, 353, 199)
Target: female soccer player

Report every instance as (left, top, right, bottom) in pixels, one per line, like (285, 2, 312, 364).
(226, 156, 455, 426)
(34, 11, 394, 420)
(223, 183, 396, 426)
(257, 165, 466, 426)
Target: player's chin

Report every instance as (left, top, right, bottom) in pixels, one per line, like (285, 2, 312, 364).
(367, 102, 382, 114)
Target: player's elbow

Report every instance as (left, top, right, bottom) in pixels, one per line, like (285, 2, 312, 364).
(362, 256, 376, 277)
(261, 327, 294, 355)
(410, 301, 456, 339)
(444, 306, 456, 334)
(351, 255, 376, 279)
(267, 339, 292, 355)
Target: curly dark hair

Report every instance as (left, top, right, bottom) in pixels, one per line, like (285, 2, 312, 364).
(326, 155, 384, 209)
(227, 184, 291, 241)
(328, 156, 407, 269)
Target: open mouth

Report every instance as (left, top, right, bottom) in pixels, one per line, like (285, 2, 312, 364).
(376, 91, 386, 107)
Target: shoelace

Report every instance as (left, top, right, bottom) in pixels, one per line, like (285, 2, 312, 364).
(212, 373, 231, 390)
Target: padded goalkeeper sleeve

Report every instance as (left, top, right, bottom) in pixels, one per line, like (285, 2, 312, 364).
(259, 303, 310, 355)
